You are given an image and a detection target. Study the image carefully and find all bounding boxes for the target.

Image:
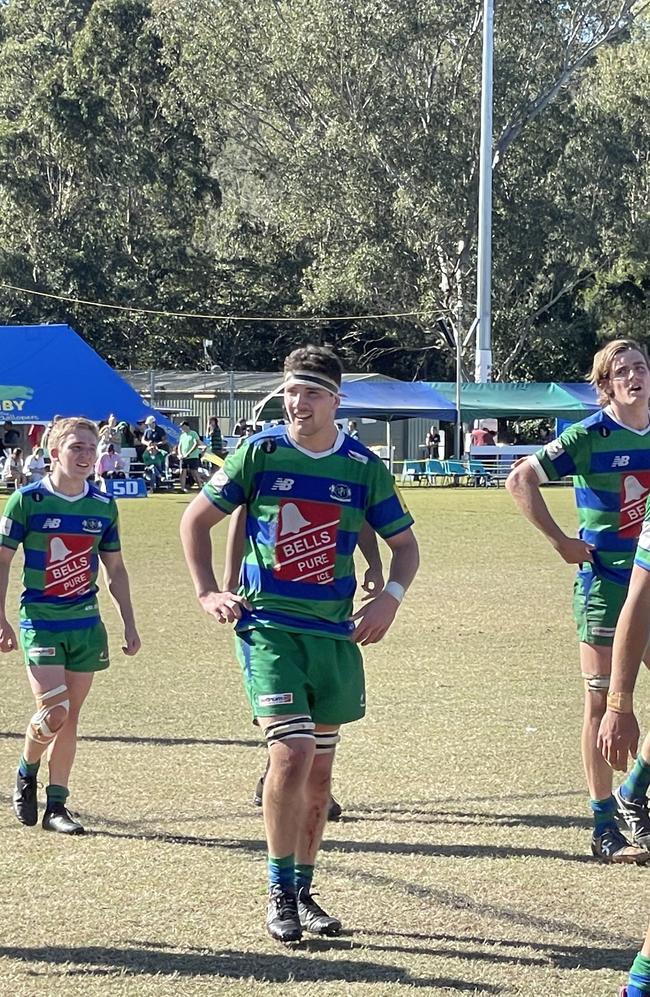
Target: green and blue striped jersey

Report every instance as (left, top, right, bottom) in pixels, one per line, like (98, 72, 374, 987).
(202, 426, 414, 638)
(0, 477, 121, 631)
(531, 408, 650, 584)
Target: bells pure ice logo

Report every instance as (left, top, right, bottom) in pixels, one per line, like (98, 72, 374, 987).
(0, 384, 34, 412)
(274, 500, 340, 584)
(620, 472, 650, 537)
(44, 535, 94, 597)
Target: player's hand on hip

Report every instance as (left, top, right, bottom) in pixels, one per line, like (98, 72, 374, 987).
(199, 590, 252, 624)
(554, 536, 595, 565)
(122, 626, 142, 656)
(0, 617, 17, 653)
(597, 709, 640, 771)
(350, 591, 399, 645)
(361, 565, 384, 601)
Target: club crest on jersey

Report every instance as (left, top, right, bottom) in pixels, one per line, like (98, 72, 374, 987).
(42, 517, 62, 529)
(329, 483, 352, 502)
(612, 455, 631, 468)
(620, 472, 650, 537)
(271, 477, 294, 492)
(82, 519, 103, 533)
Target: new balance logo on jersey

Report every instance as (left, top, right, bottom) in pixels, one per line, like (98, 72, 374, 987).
(612, 455, 631, 468)
(42, 518, 62, 529)
(271, 477, 294, 492)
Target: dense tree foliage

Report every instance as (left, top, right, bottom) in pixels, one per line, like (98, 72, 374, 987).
(0, 0, 648, 377)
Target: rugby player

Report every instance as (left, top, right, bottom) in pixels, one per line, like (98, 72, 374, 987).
(0, 417, 140, 835)
(507, 340, 650, 864)
(180, 345, 419, 942)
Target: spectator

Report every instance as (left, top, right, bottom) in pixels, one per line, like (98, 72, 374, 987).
(24, 447, 47, 483)
(116, 421, 135, 449)
(178, 421, 204, 491)
(142, 414, 168, 450)
(425, 425, 441, 458)
(142, 442, 167, 491)
(94, 444, 125, 483)
(236, 425, 257, 450)
(97, 415, 120, 454)
(3, 421, 20, 457)
(347, 420, 359, 440)
(132, 426, 146, 461)
(233, 417, 248, 437)
(2, 448, 26, 487)
(206, 416, 225, 457)
(470, 423, 496, 447)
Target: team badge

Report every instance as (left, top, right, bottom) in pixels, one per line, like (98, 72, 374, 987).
(599, 426, 610, 438)
(82, 519, 103, 533)
(329, 483, 352, 502)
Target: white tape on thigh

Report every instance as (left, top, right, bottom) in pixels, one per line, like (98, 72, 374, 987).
(29, 685, 70, 743)
(315, 731, 341, 753)
(265, 715, 315, 746)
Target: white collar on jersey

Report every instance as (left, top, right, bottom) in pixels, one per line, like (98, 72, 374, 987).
(42, 475, 89, 503)
(604, 405, 650, 436)
(286, 427, 345, 459)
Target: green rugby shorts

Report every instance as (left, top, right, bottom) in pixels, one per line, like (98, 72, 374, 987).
(235, 627, 365, 725)
(20, 623, 110, 672)
(572, 566, 628, 646)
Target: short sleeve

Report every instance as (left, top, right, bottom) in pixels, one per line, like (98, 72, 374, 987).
(365, 459, 415, 539)
(530, 422, 592, 483)
(0, 489, 26, 550)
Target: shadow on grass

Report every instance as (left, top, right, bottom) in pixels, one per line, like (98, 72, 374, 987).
(87, 829, 591, 864)
(355, 929, 633, 972)
(0, 729, 261, 749)
(0, 943, 501, 990)
(342, 808, 592, 831)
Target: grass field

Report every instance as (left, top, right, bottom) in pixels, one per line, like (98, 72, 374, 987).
(0, 486, 647, 996)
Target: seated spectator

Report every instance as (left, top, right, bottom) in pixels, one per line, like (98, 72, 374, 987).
(95, 444, 126, 482)
(97, 414, 120, 453)
(470, 423, 496, 447)
(236, 425, 257, 449)
(116, 421, 135, 448)
(347, 419, 359, 440)
(24, 446, 47, 483)
(142, 414, 168, 450)
(142, 442, 167, 491)
(132, 426, 146, 461)
(2, 447, 26, 487)
(3, 421, 20, 457)
(233, 416, 248, 437)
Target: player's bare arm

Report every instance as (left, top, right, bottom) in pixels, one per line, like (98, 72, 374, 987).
(506, 459, 594, 564)
(180, 492, 251, 624)
(99, 550, 141, 656)
(351, 527, 419, 646)
(0, 546, 17, 652)
(597, 563, 650, 770)
(357, 521, 384, 598)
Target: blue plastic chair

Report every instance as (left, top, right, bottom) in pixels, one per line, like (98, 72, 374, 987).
(425, 459, 448, 485)
(444, 460, 470, 485)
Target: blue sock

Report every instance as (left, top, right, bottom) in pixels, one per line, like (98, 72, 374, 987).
(620, 756, 650, 802)
(18, 755, 39, 778)
(628, 952, 650, 995)
(268, 854, 295, 891)
(590, 796, 617, 831)
(295, 863, 314, 893)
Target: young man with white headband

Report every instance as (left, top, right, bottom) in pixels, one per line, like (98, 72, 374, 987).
(181, 345, 419, 943)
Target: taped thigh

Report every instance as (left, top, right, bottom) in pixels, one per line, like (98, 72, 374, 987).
(29, 684, 70, 744)
(265, 715, 315, 747)
(314, 730, 341, 754)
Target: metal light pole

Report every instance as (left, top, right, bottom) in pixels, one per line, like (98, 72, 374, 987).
(475, 0, 494, 384)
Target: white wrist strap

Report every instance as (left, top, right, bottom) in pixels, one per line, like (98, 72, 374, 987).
(383, 581, 405, 603)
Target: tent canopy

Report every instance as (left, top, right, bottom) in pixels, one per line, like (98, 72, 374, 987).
(429, 381, 599, 421)
(0, 324, 177, 435)
(254, 377, 456, 423)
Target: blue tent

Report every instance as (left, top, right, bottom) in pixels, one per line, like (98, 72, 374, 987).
(254, 377, 457, 422)
(0, 324, 177, 435)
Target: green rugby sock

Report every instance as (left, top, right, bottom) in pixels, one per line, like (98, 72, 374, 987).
(46, 784, 69, 807)
(295, 863, 314, 892)
(589, 795, 617, 831)
(621, 755, 650, 802)
(18, 755, 39, 778)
